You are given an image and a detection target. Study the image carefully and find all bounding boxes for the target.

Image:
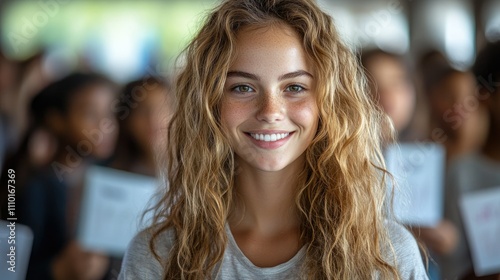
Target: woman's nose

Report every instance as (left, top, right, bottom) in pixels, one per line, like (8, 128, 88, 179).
(256, 92, 285, 123)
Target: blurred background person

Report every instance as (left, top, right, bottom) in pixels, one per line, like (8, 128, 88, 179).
(109, 77, 173, 177)
(0, 107, 57, 221)
(420, 51, 488, 162)
(443, 41, 500, 280)
(416, 50, 491, 280)
(0, 51, 19, 173)
(102, 77, 173, 276)
(16, 73, 119, 280)
(361, 49, 459, 280)
(0, 50, 61, 180)
(361, 49, 420, 141)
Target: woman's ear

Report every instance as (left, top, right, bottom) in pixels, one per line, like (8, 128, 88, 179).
(45, 109, 66, 137)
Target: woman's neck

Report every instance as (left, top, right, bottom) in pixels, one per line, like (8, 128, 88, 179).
(229, 156, 304, 235)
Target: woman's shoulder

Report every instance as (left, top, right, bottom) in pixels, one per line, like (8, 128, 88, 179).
(384, 220, 419, 256)
(384, 219, 429, 280)
(119, 226, 175, 280)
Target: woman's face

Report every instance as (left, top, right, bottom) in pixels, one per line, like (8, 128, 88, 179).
(220, 24, 319, 172)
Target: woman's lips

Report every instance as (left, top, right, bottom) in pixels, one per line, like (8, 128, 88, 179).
(244, 131, 294, 149)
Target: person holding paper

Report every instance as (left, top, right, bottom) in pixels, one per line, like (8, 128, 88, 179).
(17, 73, 119, 280)
(102, 77, 172, 276)
(119, 0, 428, 279)
(442, 41, 500, 280)
(362, 48, 458, 280)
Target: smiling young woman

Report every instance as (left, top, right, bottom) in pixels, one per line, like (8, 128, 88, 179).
(118, 0, 428, 279)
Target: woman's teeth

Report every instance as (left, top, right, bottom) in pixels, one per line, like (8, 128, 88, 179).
(250, 133, 289, 142)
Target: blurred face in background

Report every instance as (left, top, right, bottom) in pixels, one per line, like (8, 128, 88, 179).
(364, 55, 415, 133)
(126, 87, 170, 157)
(430, 72, 475, 117)
(429, 71, 483, 134)
(28, 128, 58, 166)
(63, 84, 118, 159)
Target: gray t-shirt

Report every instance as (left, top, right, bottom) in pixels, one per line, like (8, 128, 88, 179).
(119, 220, 428, 279)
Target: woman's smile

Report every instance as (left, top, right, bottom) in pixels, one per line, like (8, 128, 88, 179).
(244, 130, 295, 149)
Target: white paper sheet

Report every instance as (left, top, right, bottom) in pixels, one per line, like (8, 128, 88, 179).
(385, 142, 445, 226)
(78, 166, 159, 256)
(0, 221, 33, 280)
(460, 187, 500, 276)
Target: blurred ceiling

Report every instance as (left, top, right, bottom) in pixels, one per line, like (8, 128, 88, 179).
(0, 0, 498, 79)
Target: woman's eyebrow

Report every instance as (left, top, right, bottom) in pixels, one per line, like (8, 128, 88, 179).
(278, 70, 313, 81)
(226, 70, 313, 81)
(227, 71, 260, 81)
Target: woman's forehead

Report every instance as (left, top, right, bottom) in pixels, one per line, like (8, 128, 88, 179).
(229, 24, 313, 77)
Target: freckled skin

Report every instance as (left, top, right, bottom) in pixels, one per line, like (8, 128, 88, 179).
(220, 24, 319, 172)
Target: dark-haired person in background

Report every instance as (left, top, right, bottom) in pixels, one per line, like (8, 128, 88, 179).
(16, 73, 119, 280)
(362, 49, 460, 280)
(420, 53, 488, 163)
(443, 41, 500, 280)
(361, 49, 421, 141)
(109, 77, 173, 177)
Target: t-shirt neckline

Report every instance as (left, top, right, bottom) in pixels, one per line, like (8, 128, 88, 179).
(224, 223, 306, 275)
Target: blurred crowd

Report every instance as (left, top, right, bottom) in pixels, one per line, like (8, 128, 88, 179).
(0, 50, 173, 279)
(360, 43, 500, 280)
(0, 7, 500, 280)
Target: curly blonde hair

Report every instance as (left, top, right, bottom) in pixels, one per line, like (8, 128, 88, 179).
(149, 0, 399, 279)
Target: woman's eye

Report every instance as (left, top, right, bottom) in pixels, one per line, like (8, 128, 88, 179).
(232, 85, 254, 93)
(286, 85, 305, 93)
